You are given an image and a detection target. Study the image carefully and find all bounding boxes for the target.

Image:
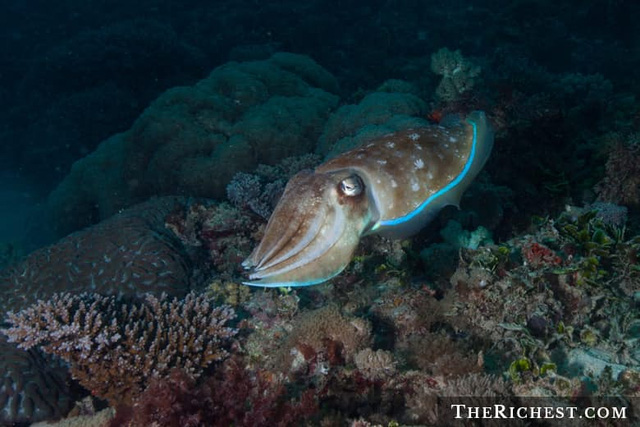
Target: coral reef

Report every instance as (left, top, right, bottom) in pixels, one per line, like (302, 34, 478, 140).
(3, 292, 237, 407)
(47, 53, 340, 236)
(595, 133, 640, 206)
(430, 47, 481, 103)
(0, 336, 76, 425)
(448, 207, 640, 392)
(206, 280, 252, 307)
(316, 81, 429, 159)
(0, 197, 210, 424)
(164, 201, 258, 278)
(226, 153, 321, 219)
(0, 197, 196, 316)
(112, 357, 318, 427)
(354, 348, 397, 381)
(4, 2, 640, 425)
(283, 305, 372, 375)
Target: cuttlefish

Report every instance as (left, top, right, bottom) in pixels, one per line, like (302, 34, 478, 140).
(243, 111, 494, 287)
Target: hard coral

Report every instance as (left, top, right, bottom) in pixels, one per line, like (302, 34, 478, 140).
(48, 53, 339, 236)
(430, 47, 481, 103)
(354, 348, 397, 380)
(0, 197, 197, 317)
(317, 82, 429, 159)
(3, 292, 237, 407)
(164, 201, 258, 277)
(226, 153, 322, 219)
(0, 336, 76, 425)
(283, 305, 371, 375)
(595, 136, 640, 206)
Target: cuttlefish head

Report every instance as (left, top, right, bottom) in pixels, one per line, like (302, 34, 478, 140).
(242, 169, 376, 287)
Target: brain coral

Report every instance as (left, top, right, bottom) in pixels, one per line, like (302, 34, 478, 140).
(48, 52, 339, 236)
(0, 197, 200, 423)
(0, 336, 75, 424)
(0, 197, 195, 316)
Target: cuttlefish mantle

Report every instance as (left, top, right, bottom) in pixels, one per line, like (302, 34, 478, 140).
(243, 111, 494, 287)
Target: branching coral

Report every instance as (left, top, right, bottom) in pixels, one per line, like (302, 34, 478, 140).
(164, 201, 258, 277)
(3, 292, 237, 407)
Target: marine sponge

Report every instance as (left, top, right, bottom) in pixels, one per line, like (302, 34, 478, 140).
(3, 292, 237, 407)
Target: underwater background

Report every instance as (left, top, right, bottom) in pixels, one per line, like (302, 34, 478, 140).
(0, 0, 639, 425)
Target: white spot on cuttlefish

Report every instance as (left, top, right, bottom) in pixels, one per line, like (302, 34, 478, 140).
(242, 110, 494, 288)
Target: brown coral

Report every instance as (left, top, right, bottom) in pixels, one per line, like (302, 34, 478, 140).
(165, 201, 258, 277)
(0, 336, 76, 424)
(283, 305, 371, 374)
(595, 137, 640, 206)
(3, 292, 237, 406)
(0, 197, 195, 316)
(354, 348, 397, 380)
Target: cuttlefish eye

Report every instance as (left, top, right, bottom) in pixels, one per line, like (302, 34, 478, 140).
(339, 174, 364, 196)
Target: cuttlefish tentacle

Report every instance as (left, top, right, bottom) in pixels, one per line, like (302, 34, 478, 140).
(243, 111, 494, 287)
(242, 170, 375, 286)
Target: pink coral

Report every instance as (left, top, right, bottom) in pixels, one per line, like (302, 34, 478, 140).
(3, 292, 236, 407)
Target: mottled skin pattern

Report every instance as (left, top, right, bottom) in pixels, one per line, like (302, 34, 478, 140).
(244, 111, 493, 287)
